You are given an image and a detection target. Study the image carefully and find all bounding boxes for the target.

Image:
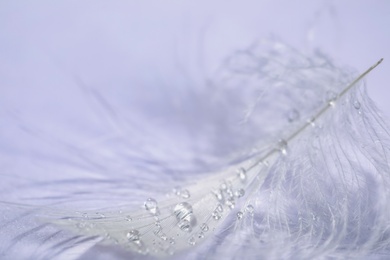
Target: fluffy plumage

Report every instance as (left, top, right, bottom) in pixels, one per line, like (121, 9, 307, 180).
(1, 41, 389, 260)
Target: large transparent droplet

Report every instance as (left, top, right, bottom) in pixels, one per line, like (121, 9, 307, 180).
(174, 202, 196, 232)
(144, 198, 159, 215)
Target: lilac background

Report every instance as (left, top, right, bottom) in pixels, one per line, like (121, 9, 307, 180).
(0, 0, 389, 126)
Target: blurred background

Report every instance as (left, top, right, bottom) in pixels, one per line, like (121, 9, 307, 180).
(0, 0, 389, 117)
(0, 0, 389, 166)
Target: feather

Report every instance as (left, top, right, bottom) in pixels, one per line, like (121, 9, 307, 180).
(1, 40, 389, 260)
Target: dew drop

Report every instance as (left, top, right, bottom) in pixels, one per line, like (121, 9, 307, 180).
(235, 188, 245, 198)
(216, 204, 224, 212)
(237, 211, 244, 220)
(287, 109, 300, 122)
(201, 223, 209, 232)
(144, 198, 159, 215)
(353, 101, 361, 110)
(198, 232, 205, 239)
(213, 190, 224, 202)
(169, 237, 175, 245)
(278, 139, 288, 155)
(246, 205, 254, 216)
(180, 189, 190, 199)
(188, 237, 196, 246)
(127, 229, 140, 242)
(220, 182, 228, 191)
(226, 198, 236, 209)
(125, 215, 132, 222)
(174, 202, 196, 232)
(308, 117, 316, 127)
(178, 219, 193, 232)
(237, 167, 247, 182)
(212, 210, 222, 220)
(327, 90, 338, 106)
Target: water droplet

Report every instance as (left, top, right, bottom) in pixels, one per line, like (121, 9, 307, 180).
(237, 211, 244, 220)
(125, 215, 132, 222)
(198, 232, 204, 239)
(226, 198, 235, 209)
(237, 167, 247, 182)
(212, 210, 222, 220)
(127, 229, 140, 242)
(308, 117, 316, 127)
(246, 205, 254, 216)
(353, 101, 361, 110)
(278, 139, 288, 155)
(201, 223, 209, 232)
(178, 219, 193, 232)
(220, 182, 228, 191)
(169, 237, 175, 245)
(235, 188, 245, 198)
(180, 189, 190, 199)
(216, 204, 223, 212)
(174, 202, 196, 232)
(188, 237, 196, 246)
(174, 202, 193, 220)
(287, 109, 300, 122)
(327, 90, 338, 106)
(213, 190, 224, 202)
(144, 198, 159, 215)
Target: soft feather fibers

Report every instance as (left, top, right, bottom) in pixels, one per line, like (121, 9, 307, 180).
(0, 40, 389, 260)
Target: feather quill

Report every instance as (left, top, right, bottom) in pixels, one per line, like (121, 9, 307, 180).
(1, 41, 389, 260)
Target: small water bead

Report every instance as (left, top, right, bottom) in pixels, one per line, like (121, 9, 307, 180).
(246, 205, 255, 216)
(216, 204, 224, 212)
(198, 232, 205, 239)
(188, 237, 196, 246)
(278, 139, 288, 155)
(327, 90, 338, 106)
(180, 189, 190, 199)
(226, 198, 235, 209)
(212, 210, 222, 220)
(213, 189, 224, 202)
(353, 100, 361, 110)
(235, 188, 245, 198)
(169, 237, 176, 245)
(287, 109, 300, 123)
(237, 167, 247, 182)
(308, 117, 316, 127)
(220, 182, 228, 191)
(125, 215, 132, 222)
(237, 211, 244, 220)
(201, 223, 209, 232)
(127, 229, 140, 242)
(144, 198, 159, 215)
